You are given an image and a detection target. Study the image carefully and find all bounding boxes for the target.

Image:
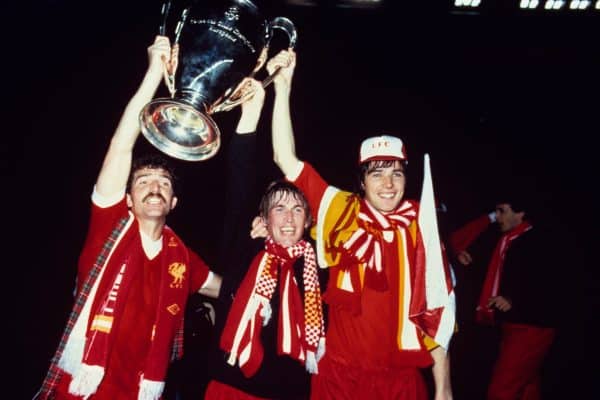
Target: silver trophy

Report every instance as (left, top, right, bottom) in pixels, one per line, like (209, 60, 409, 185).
(140, 0, 298, 161)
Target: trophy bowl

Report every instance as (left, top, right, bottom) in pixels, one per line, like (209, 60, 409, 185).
(140, 0, 297, 161)
(140, 99, 220, 162)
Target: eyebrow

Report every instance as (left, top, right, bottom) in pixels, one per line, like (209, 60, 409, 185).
(271, 200, 304, 209)
(367, 167, 404, 174)
(134, 172, 172, 181)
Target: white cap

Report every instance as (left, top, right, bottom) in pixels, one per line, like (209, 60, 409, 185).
(358, 135, 407, 164)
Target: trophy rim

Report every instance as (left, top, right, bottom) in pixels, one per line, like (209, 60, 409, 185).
(140, 98, 221, 162)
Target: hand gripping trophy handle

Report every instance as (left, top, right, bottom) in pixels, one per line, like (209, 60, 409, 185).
(211, 16, 298, 113)
(140, 0, 298, 162)
(262, 17, 298, 86)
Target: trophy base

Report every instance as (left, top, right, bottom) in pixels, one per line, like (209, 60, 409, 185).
(140, 98, 221, 162)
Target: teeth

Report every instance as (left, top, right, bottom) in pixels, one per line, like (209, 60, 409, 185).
(379, 193, 395, 199)
(281, 227, 295, 233)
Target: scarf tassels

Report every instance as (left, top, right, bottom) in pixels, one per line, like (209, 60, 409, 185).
(220, 237, 324, 377)
(67, 364, 104, 398)
(138, 376, 166, 400)
(66, 224, 188, 399)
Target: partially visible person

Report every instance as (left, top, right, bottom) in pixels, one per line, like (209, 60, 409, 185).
(265, 48, 455, 400)
(449, 196, 558, 400)
(445, 206, 499, 400)
(201, 78, 325, 400)
(33, 36, 222, 400)
(449, 210, 498, 269)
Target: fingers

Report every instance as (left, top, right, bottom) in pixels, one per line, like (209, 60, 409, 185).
(250, 216, 269, 239)
(238, 77, 265, 121)
(266, 49, 296, 76)
(168, 44, 179, 74)
(251, 216, 263, 228)
(236, 77, 266, 132)
(147, 36, 177, 92)
(240, 77, 265, 101)
(457, 251, 472, 266)
(150, 35, 171, 55)
(148, 35, 172, 70)
(487, 296, 511, 312)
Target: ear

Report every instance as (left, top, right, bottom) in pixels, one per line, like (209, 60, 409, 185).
(170, 196, 178, 211)
(126, 193, 133, 208)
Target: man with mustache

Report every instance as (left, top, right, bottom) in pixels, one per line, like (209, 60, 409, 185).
(34, 36, 223, 400)
(265, 49, 455, 400)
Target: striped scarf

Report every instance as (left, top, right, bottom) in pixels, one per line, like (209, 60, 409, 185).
(34, 215, 188, 400)
(325, 196, 454, 350)
(313, 155, 455, 351)
(220, 237, 324, 377)
(342, 199, 418, 291)
(476, 221, 532, 325)
(34, 216, 130, 400)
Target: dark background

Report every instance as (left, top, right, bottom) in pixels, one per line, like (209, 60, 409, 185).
(6, 1, 595, 399)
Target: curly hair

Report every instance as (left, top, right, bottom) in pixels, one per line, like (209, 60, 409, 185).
(127, 154, 177, 193)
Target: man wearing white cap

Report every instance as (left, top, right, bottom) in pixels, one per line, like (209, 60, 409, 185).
(263, 49, 456, 400)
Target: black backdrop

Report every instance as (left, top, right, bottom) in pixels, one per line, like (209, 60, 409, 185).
(6, 1, 594, 399)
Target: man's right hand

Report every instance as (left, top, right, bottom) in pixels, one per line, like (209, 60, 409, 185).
(267, 49, 296, 94)
(147, 35, 175, 90)
(250, 216, 268, 239)
(236, 78, 266, 134)
(457, 250, 473, 266)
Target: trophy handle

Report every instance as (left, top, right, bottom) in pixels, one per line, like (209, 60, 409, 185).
(212, 16, 298, 113)
(160, 5, 190, 97)
(261, 17, 298, 87)
(158, 0, 172, 36)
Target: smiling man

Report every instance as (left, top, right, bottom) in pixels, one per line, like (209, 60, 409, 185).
(266, 48, 455, 400)
(202, 79, 325, 400)
(205, 179, 325, 400)
(34, 36, 222, 400)
(259, 182, 312, 247)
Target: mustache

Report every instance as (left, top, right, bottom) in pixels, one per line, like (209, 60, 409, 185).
(142, 193, 167, 203)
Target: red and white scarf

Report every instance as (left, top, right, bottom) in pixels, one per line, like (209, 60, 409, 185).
(324, 154, 455, 350)
(58, 222, 190, 400)
(342, 199, 418, 291)
(476, 221, 532, 325)
(220, 237, 324, 377)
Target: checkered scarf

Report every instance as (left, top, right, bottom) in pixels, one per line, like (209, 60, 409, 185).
(220, 237, 324, 378)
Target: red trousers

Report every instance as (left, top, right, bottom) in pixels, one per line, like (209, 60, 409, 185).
(310, 355, 428, 400)
(487, 322, 555, 400)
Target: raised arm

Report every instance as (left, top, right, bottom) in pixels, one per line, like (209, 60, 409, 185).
(202, 78, 266, 299)
(95, 36, 172, 198)
(268, 49, 301, 177)
(236, 78, 266, 134)
(219, 78, 266, 262)
(448, 212, 496, 265)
